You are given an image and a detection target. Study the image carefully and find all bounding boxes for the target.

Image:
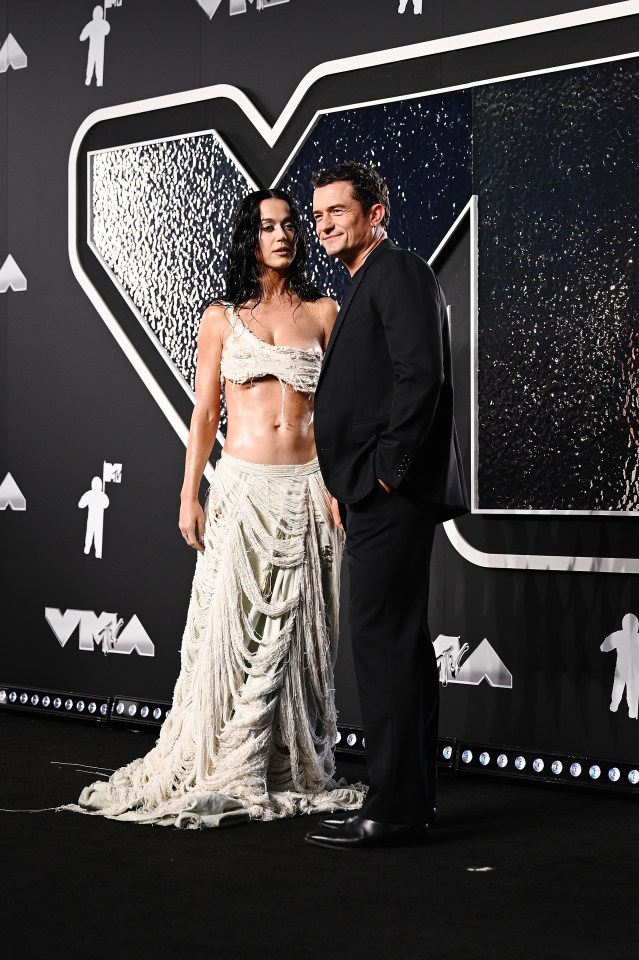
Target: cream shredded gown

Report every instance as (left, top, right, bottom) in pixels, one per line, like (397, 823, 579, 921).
(64, 308, 366, 828)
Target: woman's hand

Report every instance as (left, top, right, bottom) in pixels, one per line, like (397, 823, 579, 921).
(331, 496, 344, 531)
(179, 498, 206, 552)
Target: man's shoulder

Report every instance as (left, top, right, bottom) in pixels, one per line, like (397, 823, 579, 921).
(365, 243, 438, 294)
(359, 242, 444, 316)
(369, 241, 433, 276)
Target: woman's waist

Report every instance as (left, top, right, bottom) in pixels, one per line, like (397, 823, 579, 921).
(224, 416, 315, 455)
(218, 449, 320, 478)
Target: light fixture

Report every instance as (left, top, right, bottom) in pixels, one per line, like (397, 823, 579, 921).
(0, 684, 110, 722)
(450, 741, 639, 793)
(334, 725, 366, 758)
(335, 730, 455, 765)
(111, 696, 173, 728)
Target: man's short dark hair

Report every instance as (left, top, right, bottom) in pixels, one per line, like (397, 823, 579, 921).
(311, 161, 391, 229)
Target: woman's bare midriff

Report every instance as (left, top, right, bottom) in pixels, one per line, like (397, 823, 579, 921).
(223, 374, 317, 465)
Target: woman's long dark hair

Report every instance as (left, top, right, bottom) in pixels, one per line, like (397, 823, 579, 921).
(223, 189, 323, 308)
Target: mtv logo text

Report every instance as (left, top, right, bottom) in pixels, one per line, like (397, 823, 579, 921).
(45, 608, 154, 656)
(433, 635, 513, 688)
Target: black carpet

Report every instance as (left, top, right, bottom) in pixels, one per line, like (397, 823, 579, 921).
(1, 711, 637, 959)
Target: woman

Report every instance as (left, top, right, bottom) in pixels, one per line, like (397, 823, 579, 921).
(73, 189, 365, 828)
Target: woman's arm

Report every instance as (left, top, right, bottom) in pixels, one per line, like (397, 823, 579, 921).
(316, 298, 344, 530)
(319, 296, 339, 351)
(178, 304, 226, 552)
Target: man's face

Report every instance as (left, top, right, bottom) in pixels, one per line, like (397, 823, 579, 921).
(313, 181, 382, 263)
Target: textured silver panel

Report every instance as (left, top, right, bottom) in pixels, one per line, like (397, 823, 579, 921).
(475, 59, 639, 511)
(90, 133, 252, 431)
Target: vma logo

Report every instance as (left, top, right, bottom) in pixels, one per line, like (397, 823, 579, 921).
(0, 255, 27, 292)
(45, 608, 154, 657)
(433, 635, 513, 688)
(0, 34, 27, 72)
(195, 0, 290, 17)
(0, 473, 26, 511)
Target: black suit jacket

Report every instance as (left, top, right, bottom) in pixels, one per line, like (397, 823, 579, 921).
(314, 238, 469, 520)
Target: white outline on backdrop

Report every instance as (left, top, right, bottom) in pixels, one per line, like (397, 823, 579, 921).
(68, 1, 639, 567)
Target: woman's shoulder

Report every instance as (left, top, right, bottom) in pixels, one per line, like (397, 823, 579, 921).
(307, 296, 339, 348)
(199, 301, 233, 345)
(309, 295, 339, 323)
(202, 299, 231, 320)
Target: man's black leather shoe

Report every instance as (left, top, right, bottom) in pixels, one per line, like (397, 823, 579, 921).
(318, 806, 436, 832)
(305, 815, 429, 850)
(317, 812, 358, 830)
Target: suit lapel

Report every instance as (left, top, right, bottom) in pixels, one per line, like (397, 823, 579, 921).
(318, 239, 394, 383)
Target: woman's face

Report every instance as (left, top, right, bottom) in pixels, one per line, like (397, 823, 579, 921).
(256, 197, 297, 272)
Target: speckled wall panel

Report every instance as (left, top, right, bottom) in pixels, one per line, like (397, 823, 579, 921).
(91, 132, 252, 423)
(475, 58, 639, 511)
(278, 93, 472, 301)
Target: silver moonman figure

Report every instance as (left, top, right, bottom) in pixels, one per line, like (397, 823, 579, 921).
(601, 613, 639, 720)
(398, 0, 422, 12)
(80, 6, 111, 87)
(78, 477, 110, 559)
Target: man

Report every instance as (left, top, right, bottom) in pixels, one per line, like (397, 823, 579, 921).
(306, 162, 468, 850)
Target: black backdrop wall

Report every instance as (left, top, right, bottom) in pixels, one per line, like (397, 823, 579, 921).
(2, 0, 639, 782)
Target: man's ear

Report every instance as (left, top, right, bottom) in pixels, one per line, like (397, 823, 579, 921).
(369, 202, 386, 227)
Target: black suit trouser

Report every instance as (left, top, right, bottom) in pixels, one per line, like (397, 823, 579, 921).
(341, 483, 438, 824)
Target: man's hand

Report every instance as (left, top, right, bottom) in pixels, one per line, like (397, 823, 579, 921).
(378, 478, 393, 494)
(331, 496, 344, 531)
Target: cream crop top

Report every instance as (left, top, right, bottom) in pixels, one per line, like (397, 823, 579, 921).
(220, 306, 322, 396)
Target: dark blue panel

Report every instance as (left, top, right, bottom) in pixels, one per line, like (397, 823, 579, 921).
(475, 57, 639, 511)
(278, 92, 472, 301)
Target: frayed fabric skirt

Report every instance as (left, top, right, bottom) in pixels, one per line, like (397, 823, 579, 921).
(65, 452, 366, 828)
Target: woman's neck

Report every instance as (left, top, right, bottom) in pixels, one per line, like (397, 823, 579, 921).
(259, 268, 290, 304)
